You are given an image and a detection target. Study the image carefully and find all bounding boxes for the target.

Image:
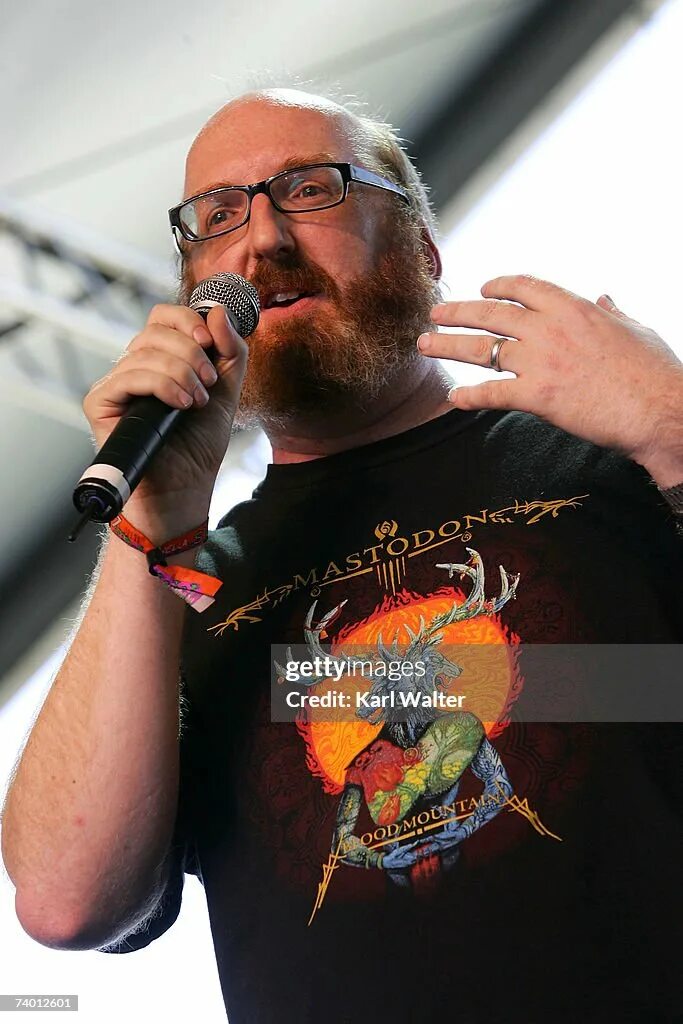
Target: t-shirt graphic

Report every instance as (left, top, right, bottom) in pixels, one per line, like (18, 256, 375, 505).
(207, 484, 602, 927)
(265, 537, 566, 922)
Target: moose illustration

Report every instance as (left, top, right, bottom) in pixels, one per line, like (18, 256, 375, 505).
(279, 548, 520, 888)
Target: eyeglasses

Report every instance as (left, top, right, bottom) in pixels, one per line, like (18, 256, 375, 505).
(168, 162, 410, 251)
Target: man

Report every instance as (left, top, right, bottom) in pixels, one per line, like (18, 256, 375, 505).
(2, 88, 682, 1023)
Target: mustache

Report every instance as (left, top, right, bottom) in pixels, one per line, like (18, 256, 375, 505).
(248, 254, 342, 305)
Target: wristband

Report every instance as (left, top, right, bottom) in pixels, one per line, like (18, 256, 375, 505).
(109, 513, 222, 613)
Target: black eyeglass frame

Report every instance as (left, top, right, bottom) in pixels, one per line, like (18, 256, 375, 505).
(168, 162, 411, 252)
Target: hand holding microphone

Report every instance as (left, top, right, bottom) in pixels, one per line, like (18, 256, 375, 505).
(71, 273, 259, 541)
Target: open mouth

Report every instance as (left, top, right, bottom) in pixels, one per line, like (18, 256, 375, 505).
(261, 290, 319, 313)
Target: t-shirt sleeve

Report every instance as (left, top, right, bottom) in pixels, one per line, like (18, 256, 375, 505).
(96, 832, 195, 954)
(591, 447, 683, 629)
(97, 670, 201, 954)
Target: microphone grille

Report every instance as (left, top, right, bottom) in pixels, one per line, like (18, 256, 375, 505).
(189, 272, 260, 337)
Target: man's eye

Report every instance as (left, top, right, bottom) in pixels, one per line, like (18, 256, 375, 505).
(207, 207, 234, 227)
(290, 181, 332, 201)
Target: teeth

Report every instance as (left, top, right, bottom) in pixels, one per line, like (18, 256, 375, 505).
(268, 291, 303, 307)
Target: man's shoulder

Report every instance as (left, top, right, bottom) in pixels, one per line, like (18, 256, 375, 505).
(192, 497, 259, 575)
(483, 409, 605, 464)
(483, 410, 650, 489)
(482, 410, 678, 536)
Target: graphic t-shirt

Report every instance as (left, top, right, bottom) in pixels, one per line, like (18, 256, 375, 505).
(100, 408, 683, 1024)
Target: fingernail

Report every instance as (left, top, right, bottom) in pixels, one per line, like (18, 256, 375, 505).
(194, 383, 209, 405)
(200, 363, 218, 386)
(447, 386, 458, 403)
(417, 333, 431, 352)
(603, 294, 615, 305)
(193, 325, 212, 343)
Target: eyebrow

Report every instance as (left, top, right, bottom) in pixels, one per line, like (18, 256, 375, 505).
(189, 153, 340, 198)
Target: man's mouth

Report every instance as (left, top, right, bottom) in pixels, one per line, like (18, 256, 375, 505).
(260, 290, 320, 315)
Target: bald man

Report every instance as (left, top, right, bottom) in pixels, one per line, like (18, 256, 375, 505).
(3, 89, 682, 1024)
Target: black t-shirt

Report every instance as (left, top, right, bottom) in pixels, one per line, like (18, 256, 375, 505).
(99, 408, 683, 1024)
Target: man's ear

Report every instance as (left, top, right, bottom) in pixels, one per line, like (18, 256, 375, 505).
(421, 226, 442, 280)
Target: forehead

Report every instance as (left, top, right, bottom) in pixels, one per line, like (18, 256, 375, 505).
(184, 100, 360, 198)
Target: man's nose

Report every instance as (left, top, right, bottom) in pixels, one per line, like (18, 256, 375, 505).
(244, 191, 296, 263)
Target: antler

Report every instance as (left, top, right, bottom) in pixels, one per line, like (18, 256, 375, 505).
(275, 547, 519, 685)
(273, 598, 376, 686)
(403, 548, 519, 657)
(376, 628, 402, 662)
(303, 598, 347, 662)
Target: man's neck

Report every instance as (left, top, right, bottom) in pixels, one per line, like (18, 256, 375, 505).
(265, 363, 456, 465)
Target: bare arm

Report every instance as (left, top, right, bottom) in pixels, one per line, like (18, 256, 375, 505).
(0, 498, 205, 950)
(0, 299, 248, 950)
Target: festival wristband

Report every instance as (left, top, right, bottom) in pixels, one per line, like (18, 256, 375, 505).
(109, 513, 222, 613)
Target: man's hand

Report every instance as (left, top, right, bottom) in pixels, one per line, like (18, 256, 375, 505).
(417, 274, 683, 487)
(83, 302, 248, 517)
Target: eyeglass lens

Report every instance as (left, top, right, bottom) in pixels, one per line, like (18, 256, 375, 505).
(179, 166, 345, 239)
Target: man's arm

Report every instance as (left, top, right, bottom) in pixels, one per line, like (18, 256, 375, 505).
(0, 499, 202, 951)
(1, 292, 248, 950)
(419, 275, 683, 494)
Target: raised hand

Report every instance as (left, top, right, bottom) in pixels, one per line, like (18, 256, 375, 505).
(418, 274, 683, 485)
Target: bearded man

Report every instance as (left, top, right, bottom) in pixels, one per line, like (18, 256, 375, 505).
(3, 88, 682, 1024)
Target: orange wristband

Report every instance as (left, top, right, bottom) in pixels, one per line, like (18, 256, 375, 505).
(109, 513, 222, 613)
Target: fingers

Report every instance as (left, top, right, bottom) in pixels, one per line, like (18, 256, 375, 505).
(127, 325, 219, 388)
(204, 305, 250, 367)
(82, 299, 252, 455)
(86, 366, 206, 418)
(117, 350, 212, 406)
(145, 301, 249, 365)
(480, 273, 586, 312)
(430, 298, 532, 336)
(595, 294, 633, 322)
(448, 378, 520, 411)
(146, 302, 211, 340)
(144, 301, 248, 369)
(417, 332, 521, 373)
(83, 303, 223, 427)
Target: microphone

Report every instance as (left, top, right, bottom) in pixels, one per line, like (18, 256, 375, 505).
(68, 272, 260, 539)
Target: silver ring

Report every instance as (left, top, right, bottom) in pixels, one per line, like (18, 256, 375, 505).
(489, 337, 508, 372)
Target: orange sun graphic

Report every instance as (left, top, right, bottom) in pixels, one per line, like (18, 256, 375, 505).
(296, 586, 522, 794)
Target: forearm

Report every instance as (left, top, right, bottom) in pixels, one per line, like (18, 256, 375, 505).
(0, 507, 201, 943)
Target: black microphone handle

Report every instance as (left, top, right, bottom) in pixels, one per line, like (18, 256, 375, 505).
(72, 307, 238, 524)
(72, 396, 184, 523)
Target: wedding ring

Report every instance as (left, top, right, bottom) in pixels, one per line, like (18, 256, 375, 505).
(489, 337, 508, 372)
